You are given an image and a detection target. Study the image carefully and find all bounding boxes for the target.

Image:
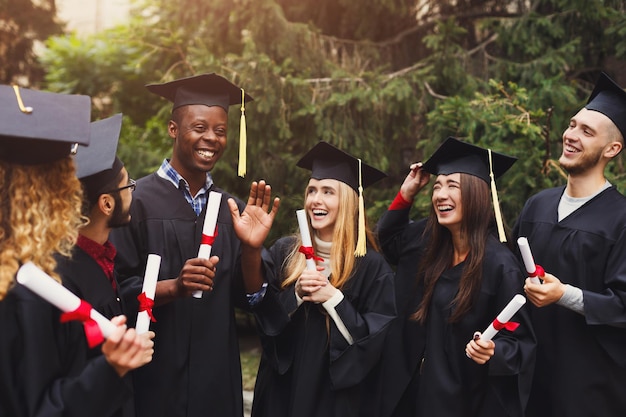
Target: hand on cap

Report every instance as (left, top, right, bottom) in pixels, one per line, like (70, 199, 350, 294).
(400, 162, 431, 201)
(229, 180, 280, 249)
(524, 272, 565, 307)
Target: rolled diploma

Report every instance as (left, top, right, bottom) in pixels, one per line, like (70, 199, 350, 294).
(16, 261, 116, 337)
(296, 209, 316, 271)
(517, 237, 541, 284)
(193, 191, 222, 298)
(135, 254, 161, 334)
(480, 294, 526, 342)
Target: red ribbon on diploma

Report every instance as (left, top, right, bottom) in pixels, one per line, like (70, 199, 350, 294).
(492, 318, 520, 332)
(298, 246, 324, 263)
(137, 292, 156, 322)
(529, 264, 545, 278)
(60, 299, 104, 348)
(201, 225, 218, 245)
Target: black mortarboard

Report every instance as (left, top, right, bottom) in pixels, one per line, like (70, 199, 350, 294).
(0, 84, 91, 165)
(75, 113, 124, 204)
(422, 137, 517, 242)
(146, 73, 254, 112)
(297, 141, 387, 256)
(422, 137, 517, 183)
(296, 141, 387, 192)
(146, 73, 254, 177)
(585, 72, 626, 140)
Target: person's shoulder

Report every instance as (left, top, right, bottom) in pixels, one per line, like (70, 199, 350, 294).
(527, 185, 565, 202)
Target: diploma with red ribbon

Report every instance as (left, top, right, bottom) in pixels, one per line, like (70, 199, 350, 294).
(517, 237, 544, 284)
(193, 191, 222, 298)
(478, 294, 526, 342)
(16, 262, 117, 348)
(135, 254, 161, 334)
(296, 209, 322, 270)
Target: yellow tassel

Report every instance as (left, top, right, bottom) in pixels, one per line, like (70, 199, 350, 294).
(238, 88, 247, 178)
(12, 85, 33, 114)
(488, 149, 507, 242)
(354, 159, 367, 256)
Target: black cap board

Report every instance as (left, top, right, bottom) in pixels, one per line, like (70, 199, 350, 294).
(585, 72, 626, 140)
(421, 137, 517, 183)
(146, 73, 254, 112)
(296, 141, 387, 192)
(75, 113, 124, 204)
(0, 84, 91, 165)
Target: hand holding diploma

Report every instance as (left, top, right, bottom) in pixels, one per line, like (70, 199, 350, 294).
(517, 237, 544, 284)
(466, 294, 526, 364)
(193, 191, 222, 298)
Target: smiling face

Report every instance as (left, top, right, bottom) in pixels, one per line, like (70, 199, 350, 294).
(559, 108, 618, 175)
(168, 104, 228, 181)
(432, 173, 463, 234)
(305, 178, 341, 242)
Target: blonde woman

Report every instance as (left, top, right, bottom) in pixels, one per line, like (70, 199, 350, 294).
(230, 141, 396, 417)
(0, 86, 153, 417)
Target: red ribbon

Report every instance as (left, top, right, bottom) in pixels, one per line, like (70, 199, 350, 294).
(201, 225, 218, 245)
(298, 246, 324, 262)
(529, 264, 545, 278)
(492, 318, 520, 332)
(60, 299, 104, 348)
(137, 292, 157, 322)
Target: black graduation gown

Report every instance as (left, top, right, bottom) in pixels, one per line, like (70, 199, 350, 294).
(109, 173, 248, 417)
(377, 208, 536, 417)
(514, 186, 626, 417)
(0, 283, 131, 417)
(250, 237, 396, 417)
(55, 245, 135, 417)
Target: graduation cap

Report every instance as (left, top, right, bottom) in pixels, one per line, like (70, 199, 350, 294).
(75, 113, 124, 205)
(146, 73, 254, 177)
(0, 84, 91, 165)
(422, 137, 517, 242)
(585, 72, 626, 140)
(296, 141, 387, 256)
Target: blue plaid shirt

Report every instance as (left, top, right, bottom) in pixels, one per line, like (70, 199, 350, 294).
(156, 159, 213, 216)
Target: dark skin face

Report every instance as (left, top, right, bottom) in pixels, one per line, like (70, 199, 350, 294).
(168, 104, 228, 194)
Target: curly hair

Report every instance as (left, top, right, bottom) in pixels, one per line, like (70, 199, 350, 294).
(0, 157, 85, 300)
(281, 180, 379, 290)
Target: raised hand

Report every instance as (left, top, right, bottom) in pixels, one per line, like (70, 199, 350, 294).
(400, 162, 431, 202)
(229, 180, 280, 249)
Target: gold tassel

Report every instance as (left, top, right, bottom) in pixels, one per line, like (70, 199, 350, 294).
(12, 85, 33, 114)
(238, 88, 247, 178)
(488, 149, 507, 242)
(354, 158, 367, 256)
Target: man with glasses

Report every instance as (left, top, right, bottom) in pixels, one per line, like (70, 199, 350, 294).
(56, 113, 154, 417)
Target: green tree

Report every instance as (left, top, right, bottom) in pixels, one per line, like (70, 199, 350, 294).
(38, 0, 626, 240)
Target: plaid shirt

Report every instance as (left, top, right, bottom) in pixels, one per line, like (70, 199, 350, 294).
(156, 159, 213, 216)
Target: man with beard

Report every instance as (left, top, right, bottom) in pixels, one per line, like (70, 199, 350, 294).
(56, 113, 152, 417)
(514, 72, 626, 417)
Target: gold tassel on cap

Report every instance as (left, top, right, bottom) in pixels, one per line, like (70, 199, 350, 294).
(12, 85, 33, 114)
(238, 88, 247, 178)
(488, 149, 507, 242)
(354, 158, 367, 256)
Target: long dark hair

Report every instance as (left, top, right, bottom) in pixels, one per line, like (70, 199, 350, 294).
(412, 173, 493, 324)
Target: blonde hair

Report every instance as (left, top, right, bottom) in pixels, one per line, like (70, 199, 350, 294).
(281, 180, 379, 290)
(0, 158, 85, 300)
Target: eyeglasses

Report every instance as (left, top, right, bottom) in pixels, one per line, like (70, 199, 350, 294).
(104, 178, 136, 194)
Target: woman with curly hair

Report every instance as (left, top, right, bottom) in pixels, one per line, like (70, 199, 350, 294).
(229, 141, 396, 417)
(0, 85, 153, 417)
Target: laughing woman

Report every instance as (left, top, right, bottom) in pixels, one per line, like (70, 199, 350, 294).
(376, 137, 536, 417)
(228, 141, 396, 417)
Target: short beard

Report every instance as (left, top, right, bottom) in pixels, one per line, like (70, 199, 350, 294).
(559, 148, 604, 175)
(107, 192, 131, 228)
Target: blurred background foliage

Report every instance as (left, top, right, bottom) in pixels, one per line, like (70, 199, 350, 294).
(3, 0, 626, 243)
